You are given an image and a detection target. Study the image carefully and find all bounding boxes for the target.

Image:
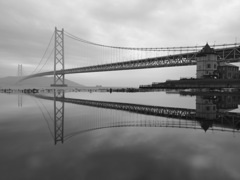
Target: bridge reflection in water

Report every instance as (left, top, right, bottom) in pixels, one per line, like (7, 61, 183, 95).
(33, 91, 240, 144)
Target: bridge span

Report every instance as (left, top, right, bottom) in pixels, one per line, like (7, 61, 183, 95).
(22, 43, 240, 81)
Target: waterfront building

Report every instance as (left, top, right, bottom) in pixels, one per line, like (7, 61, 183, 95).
(217, 62, 239, 79)
(196, 43, 218, 79)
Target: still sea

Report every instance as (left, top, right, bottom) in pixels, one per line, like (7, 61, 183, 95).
(0, 91, 240, 180)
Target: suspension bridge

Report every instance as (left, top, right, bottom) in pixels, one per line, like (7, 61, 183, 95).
(32, 92, 240, 144)
(19, 27, 240, 86)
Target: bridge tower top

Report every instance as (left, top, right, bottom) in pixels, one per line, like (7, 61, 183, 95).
(51, 27, 67, 87)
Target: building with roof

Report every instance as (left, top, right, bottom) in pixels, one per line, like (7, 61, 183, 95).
(217, 62, 239, 79)
(196, 43, 218, 79)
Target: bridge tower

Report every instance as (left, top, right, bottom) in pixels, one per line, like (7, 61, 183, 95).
(18, 64, 22, 77)
(51, 27, 66, 144)
(51, 27, 67, 87)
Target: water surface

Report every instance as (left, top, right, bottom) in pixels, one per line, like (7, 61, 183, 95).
(0, 92, 240, 180)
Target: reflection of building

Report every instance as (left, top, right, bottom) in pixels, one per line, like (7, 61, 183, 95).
(217, 95, 240, 111)
(218, 63, 239, 79)
(197, 43, 218, 79)
(196, 95, 240, 121)
(196, 96, 217, 120)
(195, 95, 240, 132)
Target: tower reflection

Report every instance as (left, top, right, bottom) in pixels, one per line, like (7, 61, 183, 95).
(53, 90, 65, 144)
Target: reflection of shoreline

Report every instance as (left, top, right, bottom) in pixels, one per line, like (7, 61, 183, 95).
(180, 91, 240, 97)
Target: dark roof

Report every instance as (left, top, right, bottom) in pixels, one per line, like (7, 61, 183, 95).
(197, 43, 216, 56)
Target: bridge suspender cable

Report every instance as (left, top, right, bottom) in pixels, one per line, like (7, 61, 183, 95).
(37, 47, 54, 73)
(64, 31, 202, 52)
(31, 31, 55, 74)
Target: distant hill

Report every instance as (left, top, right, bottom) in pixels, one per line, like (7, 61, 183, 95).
(0, 76, 84, 88)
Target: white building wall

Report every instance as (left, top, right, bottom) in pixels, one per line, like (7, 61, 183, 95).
(197, 54, 218, 78)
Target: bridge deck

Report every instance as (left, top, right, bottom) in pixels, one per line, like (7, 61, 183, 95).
(21, 45, 240, 80)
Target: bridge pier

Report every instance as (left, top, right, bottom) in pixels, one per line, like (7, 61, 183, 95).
(51, 27, 67, 87)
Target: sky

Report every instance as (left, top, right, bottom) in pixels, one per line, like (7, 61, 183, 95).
(0, 0, 240, 87)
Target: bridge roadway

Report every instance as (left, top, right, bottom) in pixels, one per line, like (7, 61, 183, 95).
(33, 94, 240, 132)
(23, 45, 240, 80)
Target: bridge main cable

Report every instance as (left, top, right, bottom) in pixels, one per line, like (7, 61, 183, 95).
(31, 31, 55, 74)
(64, 31, 240, 51)
(21, 29, 240, 80)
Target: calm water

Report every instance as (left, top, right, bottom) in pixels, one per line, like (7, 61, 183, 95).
(0, 91, 240, 180)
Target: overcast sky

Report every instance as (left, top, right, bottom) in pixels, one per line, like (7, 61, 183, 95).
(0, 0, 240, 87)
